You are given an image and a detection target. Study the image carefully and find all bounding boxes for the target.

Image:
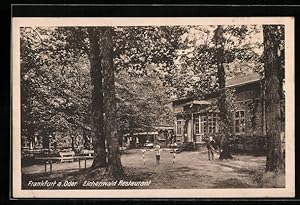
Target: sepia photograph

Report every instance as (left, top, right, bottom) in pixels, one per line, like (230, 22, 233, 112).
(12, 17, 294, 198)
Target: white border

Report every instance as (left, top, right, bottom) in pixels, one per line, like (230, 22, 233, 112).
(12, 17, 295, 198)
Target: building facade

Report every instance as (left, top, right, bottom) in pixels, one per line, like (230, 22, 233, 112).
(169, 73, 285, 149)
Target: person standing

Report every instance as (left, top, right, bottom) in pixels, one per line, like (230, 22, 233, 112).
(207, 136, 215, 160)
(155, 144, 161, 165)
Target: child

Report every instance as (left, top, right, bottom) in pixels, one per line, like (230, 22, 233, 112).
(155, 144, 161, 165)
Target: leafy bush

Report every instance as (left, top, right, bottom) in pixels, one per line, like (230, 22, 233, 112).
(228, 135, 266, 155)
(204, 133, 266, 155)
(177, 142, 196, 152)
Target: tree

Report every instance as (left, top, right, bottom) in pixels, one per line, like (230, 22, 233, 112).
(263, 25, 284, 172)
(166, 25, 262, 98)
(213, 25, 234, 159)
(106, 26, 185, 174)
(115, 67, 173, 145)
(20, 27, 92, 151)
(87, 27, 107, 168)
(113, 26, 187, 76)
(173, 25, 263, 158)
(101, 27, 123, 177)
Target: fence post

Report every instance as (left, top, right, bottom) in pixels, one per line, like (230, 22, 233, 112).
(173, 150, 176, 164)
(142, 150, 145, 165)
(44, 161, 47, 172)
(50, 160, 52, 173)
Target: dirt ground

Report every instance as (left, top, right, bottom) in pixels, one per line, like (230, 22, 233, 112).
(22, 149, 285, 189)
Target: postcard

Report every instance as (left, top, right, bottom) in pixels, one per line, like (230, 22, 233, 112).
(11, 17, 295, 198)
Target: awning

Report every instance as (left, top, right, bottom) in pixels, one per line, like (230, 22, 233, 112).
(176, 105, 220, 117)
(123, 132, 158, 137)
(180, 100, 211, 107)
(154, 125, 174, 130)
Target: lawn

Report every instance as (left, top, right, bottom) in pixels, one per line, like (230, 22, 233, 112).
(22, 149, 285, 189)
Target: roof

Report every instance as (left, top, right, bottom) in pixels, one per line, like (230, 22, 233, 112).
(169, 73, 261, 104)
(168, 96, 193, 103)
(226, 72, 261, 88)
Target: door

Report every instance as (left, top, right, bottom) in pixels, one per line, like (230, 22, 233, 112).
(187, 120, 192, 142)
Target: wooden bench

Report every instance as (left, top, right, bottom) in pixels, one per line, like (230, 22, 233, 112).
(80, 149, 94, 157)
(59, 151, 75, 163)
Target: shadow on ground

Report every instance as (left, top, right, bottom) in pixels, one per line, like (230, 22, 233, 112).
(22, 149, 285, 189)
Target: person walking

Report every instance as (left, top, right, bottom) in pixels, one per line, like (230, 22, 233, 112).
(207, 136, 215, 160)
(155, 144, 161, 165)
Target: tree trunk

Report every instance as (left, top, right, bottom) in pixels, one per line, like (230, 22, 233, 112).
(87, 27, 107, 168)
(82, 129, 88, 148)
(42, 135, 49, 150)
(263, 25, 284, 172)
(82, 132, 91, 149)
(214, 25, 234, 160)
(71, 135, 75, 151)
(129, 119, 135, 148)
(42, 130, 50, 150)
(101, 27, 123, 177)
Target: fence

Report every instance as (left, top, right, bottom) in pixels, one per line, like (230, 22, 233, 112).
(141, 149, 177, 165)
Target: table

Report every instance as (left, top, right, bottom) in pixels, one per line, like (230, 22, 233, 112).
(35, 156, 95, 173)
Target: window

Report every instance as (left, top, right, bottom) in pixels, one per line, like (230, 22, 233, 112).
(194, 116, 200, 134)
(208, 113, 219, 133)
(176, 120, 182, 135)
(200, 115, 207, 134)
(195, 113, 219, 134)
(188, 112, 221, 136)
(234, 110, 246, 134)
